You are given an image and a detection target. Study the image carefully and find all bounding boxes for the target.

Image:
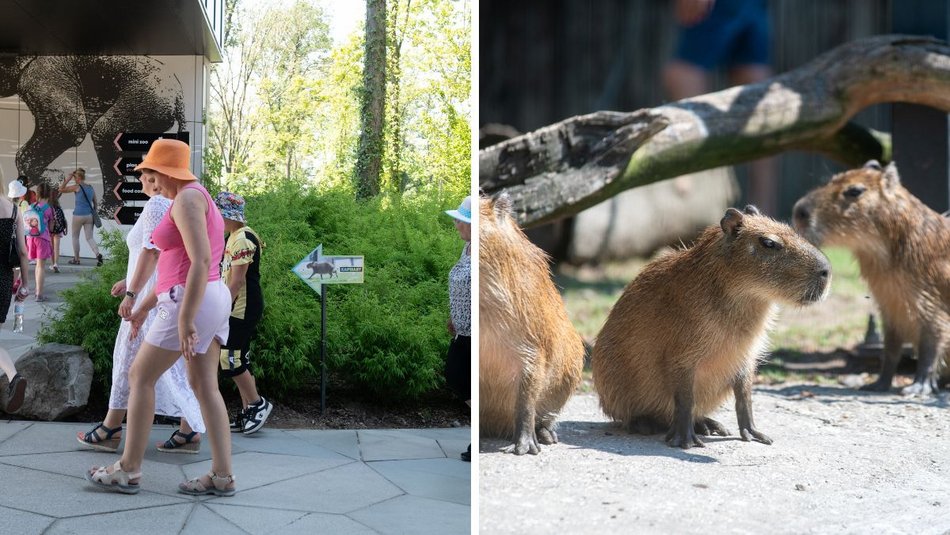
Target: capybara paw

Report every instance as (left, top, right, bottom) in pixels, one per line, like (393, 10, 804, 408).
(859, 379, 892, 392)
(695, 417, 731, 437)
(536, 426, 558, 445)
(901, 381, 938, 397)
(739, 427, 773, 445)
(501, 434, 540, 455)
(665, 427, 704, 449)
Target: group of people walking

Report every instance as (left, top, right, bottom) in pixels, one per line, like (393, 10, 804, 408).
(0, 139, 272, 496)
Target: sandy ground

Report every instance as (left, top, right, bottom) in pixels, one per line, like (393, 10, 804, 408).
(479, 385, 950, 535)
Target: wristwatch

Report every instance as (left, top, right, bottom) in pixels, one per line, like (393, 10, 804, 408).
(126, 290, 137, 299)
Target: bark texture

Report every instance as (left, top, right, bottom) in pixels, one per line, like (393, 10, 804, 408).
(480, 35, 950, 227)
(356, 0, 387, 199)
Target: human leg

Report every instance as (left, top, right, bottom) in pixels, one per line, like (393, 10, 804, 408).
(730, 64, 777, 215)
(33, 257, 45, 299)
(76, 408, 126, 452)
(51, 234, 60, 271)
(182, 338, 234, 491)
(70, 216, 84, 262)
(117, 343, 182, 472)
(82, 218, 101, 261)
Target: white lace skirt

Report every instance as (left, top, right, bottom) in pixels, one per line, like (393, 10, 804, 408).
(108, 313, 206, 433)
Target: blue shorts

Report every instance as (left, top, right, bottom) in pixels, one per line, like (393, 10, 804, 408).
(673, 0, 770, 70)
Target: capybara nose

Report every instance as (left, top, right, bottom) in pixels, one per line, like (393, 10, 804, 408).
(816, 255, 831, 280)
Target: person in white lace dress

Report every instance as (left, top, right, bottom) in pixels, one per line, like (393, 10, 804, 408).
(76, 180, 205, 453)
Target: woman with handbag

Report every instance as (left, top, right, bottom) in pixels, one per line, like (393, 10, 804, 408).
(1, 176, 32, 412)
(59, 168, 103, 266)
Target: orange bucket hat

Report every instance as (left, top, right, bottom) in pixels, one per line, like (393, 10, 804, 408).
(134, 139, 197, 181)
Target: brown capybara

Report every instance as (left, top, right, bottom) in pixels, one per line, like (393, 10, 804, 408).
(793, 160, 950, 396)
(479, 194, 585, 455)
(593, 206, 831, 449)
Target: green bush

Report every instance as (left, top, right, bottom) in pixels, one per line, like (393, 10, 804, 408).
(39, 184, 466, 401)
(38, 230, 128, 398)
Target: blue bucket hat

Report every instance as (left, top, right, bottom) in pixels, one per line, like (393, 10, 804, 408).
(214, 191, 245, 223)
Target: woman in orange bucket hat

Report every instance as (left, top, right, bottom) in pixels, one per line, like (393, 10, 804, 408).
(85, 139, 237, 496)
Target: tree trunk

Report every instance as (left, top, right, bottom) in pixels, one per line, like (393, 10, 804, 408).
(480, 35, 950, 227)
(356, 0, 387, 199)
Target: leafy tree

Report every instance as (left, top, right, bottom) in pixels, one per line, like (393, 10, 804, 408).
(355, 0, 387, 199)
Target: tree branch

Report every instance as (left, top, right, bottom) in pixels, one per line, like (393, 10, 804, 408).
(480, 35, 948, 227)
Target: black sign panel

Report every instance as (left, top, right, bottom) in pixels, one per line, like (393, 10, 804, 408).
(113, 206, 144, 225)
(113, 131, 190, 152)
(113, 180, 149, 202)
(114, 157, 143, 177)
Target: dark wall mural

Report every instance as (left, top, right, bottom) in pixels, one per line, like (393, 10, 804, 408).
(0, 55, 189, 216)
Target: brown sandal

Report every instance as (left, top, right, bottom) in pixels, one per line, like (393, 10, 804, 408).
(85, 460, 141, 494)
(178, 472, 236, 497)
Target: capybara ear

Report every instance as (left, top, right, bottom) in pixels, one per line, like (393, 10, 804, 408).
(863, 159, 883, 171)
(720, 208, 744, 239)
(493, 193, 513, 218)
(883, 161, 901, 191)
(743, 205, 761, 216)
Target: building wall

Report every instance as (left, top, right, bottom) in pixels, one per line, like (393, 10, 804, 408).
(0, 54, 208, 258)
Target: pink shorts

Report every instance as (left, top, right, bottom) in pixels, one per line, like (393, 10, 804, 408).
(144, 281, 231, 354)
(26, 237, 52, 260)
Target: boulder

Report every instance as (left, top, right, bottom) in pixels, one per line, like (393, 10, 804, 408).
(0, 344, 93, 420)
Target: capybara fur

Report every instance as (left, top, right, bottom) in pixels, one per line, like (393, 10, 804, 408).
(593, 206, 831, 448)
(479, 194, 585, 455)
(794, 160, 950, 396)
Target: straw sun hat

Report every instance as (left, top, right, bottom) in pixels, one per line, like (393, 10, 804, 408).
(133, 139, 197, 181)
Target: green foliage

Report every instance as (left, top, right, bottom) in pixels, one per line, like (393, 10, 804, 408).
(37, 231, 128, 399)
(39, 185, 465, 402)
(248, 185, 463, 399)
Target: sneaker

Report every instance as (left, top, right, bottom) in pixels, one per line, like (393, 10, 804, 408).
(242, 397, 273, 435)
(229, 409, 246, 433)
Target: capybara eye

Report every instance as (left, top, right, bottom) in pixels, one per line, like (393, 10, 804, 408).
(843, 185, 866, 199)
(759, 237, 782, 250)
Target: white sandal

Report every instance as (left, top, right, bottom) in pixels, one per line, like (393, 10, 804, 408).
(84, 460, 141, 494)
(178, 471, 236, 497)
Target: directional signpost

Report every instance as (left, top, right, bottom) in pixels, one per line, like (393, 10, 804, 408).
(113, 131, 189, 225)
(113, 180, 149, 202)
(292, 244, 365, 414)
(113, 131, 189, 152)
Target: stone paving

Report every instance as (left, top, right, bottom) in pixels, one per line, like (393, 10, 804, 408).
(1, 263, 473, 534)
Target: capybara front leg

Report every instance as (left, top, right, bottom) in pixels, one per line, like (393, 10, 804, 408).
(501, 363, 542, 455)
(666, 378, 703, 449)
(734, 374, 772, 445)
(902, 332, 941, 397)
(861, 324, 902, 393)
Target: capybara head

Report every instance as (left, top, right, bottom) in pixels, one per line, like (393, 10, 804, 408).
(792, 160, 905, 251)
(719, 205, 831, 305)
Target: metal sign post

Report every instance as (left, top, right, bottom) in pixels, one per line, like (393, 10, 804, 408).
(321, 283, 327, 414)
(292, 244, 364, 415)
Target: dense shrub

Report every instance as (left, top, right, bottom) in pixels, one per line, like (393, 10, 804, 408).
(38, 184, 465, 401)
(38, 230, 128, 398)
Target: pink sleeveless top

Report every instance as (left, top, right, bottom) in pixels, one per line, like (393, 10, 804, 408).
(152, 182, 224, 294)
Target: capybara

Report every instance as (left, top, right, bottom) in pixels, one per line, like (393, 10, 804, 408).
(794, 160, 950, 396)
(479, 194, 585, 455)
(593, 206, 831, 448)
(307, 262, 337, 279)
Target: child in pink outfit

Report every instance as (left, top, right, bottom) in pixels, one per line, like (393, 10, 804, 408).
(24, 183, 54, 301)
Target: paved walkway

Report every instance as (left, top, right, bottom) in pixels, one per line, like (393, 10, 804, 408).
(1, 263, 472, 534)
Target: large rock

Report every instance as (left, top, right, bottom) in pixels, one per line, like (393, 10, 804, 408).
(569, 168, 738, 263)
(0, 344, 92, 420)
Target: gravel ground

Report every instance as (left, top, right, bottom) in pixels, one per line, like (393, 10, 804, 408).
(479, 385, 950, 534)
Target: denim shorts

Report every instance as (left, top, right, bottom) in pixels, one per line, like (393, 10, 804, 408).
(145, 280, 231, 354)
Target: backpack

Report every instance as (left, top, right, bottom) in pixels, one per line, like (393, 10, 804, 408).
(50, 204, 67, 235)
(23, 203, 48, 238)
